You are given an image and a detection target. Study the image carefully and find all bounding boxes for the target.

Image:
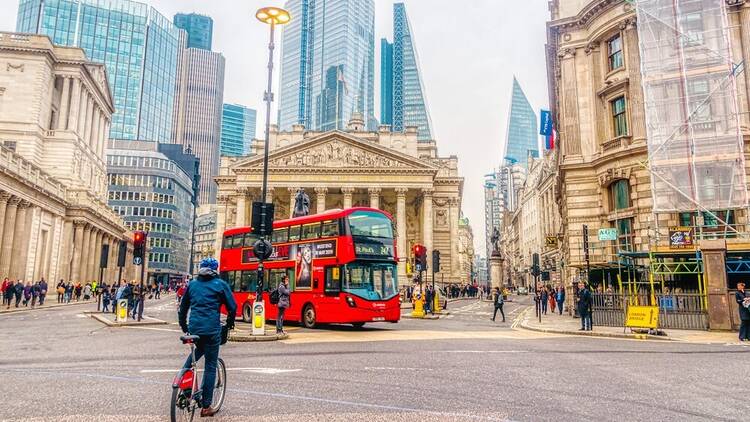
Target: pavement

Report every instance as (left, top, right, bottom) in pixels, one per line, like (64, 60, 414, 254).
(0, 297, 98, 314)
(1, 295, 749, 421)
(519, 307, 743, 345)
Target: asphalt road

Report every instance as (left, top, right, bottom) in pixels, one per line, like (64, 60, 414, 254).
(1, 295, 749, 422)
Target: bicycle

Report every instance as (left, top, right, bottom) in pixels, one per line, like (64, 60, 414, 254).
(170, 333, 227, 421)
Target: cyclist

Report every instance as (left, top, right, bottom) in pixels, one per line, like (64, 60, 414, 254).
(178, 257, 237, 417)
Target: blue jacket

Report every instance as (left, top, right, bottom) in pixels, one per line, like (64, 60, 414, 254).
(179, 269, 237, 336)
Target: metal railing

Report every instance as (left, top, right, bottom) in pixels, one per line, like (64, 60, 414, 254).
(591, 292, 708, 330)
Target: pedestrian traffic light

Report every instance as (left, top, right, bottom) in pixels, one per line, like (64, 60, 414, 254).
(133, 230, 147, 261)
(532, 252, 540, 277)
(413, 244, 427, 272)
(432, 250, 441, 273)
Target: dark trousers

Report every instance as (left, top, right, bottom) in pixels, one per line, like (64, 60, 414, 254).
(580, 310, 592, 330)
(276, 306, 287, 332)
(182, 333, 221, 409)
(541, 301, 548, 315)
(740, 320, 750, 341)
(39, 294, 45, 306)
(492, 304, 505, 321)
(558, 302, 564, 315)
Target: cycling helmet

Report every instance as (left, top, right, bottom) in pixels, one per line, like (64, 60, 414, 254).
(199, 257, 219, 271)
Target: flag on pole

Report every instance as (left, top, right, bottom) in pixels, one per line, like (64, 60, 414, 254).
(545, 127, 556, 150)
(540, 109, 556, 150)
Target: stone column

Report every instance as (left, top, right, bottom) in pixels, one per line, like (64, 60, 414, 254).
(265, 186, 274, 204)
(287, 187, 296, 218)
(214, 196, 228, 256)
(58, 76, 71, 130)
(78, 93, 89, 139)
(70, 221, 85, 282)
(701, 239, 732, 330)
(623, 20, 645, 140)
(315, 187, 328, 214)
(68, 78, 81, 131)
(368, 187, 381, 209)
(421, 188, 434, 282)
(90, 229, 102, 282)
(559, 48, 581, 156)
(235, 188, 248, 227)
(342, 187, 355, 209)
(449, 197, 460, 277)
(78, 225, 91, 282)
(10, 201, 30, 280)
(0, 197, 20, 277)
(91, 109, 100, 151)
(0, 193, 10, 253)
(395, 188, 408, 279)
(98, 115, 106, 157)
(58, 219, 74, 281)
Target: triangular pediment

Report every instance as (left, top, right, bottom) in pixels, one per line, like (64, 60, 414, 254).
(232, 130, 438, 171)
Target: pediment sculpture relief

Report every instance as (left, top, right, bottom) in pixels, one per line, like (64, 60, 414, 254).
(269, 140, 412, 168)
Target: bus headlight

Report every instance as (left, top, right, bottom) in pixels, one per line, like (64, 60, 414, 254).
(345, 296, 356, 308)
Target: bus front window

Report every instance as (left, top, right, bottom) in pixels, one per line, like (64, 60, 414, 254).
(343, 263, 398, 300)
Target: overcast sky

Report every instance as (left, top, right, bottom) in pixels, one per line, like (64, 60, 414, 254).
(0, 0, 551, 256)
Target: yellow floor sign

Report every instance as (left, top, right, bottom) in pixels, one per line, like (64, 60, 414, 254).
(625, 306, 659, 329)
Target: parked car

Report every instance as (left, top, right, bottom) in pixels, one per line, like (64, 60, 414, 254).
(517, 286, 528, 295)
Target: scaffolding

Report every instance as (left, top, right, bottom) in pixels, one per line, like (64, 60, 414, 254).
(635, 0, 747, 213)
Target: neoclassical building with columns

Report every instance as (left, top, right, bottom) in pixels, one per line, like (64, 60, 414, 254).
(215, 116, 465, 283)
(0, 32, 135, 284)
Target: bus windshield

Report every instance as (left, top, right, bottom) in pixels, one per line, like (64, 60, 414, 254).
(348, 210, 393, 239)
(343, 262, 398, 300)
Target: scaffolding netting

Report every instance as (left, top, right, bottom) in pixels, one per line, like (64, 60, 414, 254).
(635, 0, 747, 212)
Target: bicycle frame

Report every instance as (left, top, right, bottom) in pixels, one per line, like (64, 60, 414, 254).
(172, 342, 198, 399)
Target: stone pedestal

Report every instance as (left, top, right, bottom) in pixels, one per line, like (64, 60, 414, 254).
(700, 240, 732, 330)
(489, 253, 504, 290)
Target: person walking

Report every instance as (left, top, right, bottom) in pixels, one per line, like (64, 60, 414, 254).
(735, 282, 750, 342)
(577, 281, 593, 331)
(556, 286, 565, 315)
(549, 289, 556, 314)
(276, 275, 291, 334)
(22, 282, 32, 307)
(31, 282, 40, 308)
(1, 278, 11, 307)
(65, 283, 73, 303)
(56, 280, 65, 303)
(102, 288, 111, 313)
(540, 287, 548, 315)
(38, 278, 47, 306)
(491, 287, 505, 322)
(83, 283, 92, 301)
(14, 281, 24, 308)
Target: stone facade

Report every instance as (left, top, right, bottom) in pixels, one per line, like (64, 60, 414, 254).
(193, 204, 217, 272)
(457, 216, 475, 284)
(215, 117, 465, 284)
(0, 32, 135, 284)
(547, 0, 750, 328)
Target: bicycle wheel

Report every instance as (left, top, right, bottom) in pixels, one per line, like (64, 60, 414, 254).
(209, 358, 227, 413)
(170, 386, 196, 422)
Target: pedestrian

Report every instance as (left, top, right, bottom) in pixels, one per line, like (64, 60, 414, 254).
(136, 287, 145, 321)
(65, 283, 73, 303)
(110, 286, 117, 314)
(275, 275, 291, 334)
(540, 287, 548, 315)
(130, 285, 140, 319)
(549, 288, 556, 313)
(83, 283, 92, 301)
(424, 285, 433, 314)
(102, 288, 111, 313)
(491, 287, 505, 322)
(22, 282, 32, 306)
(56, 279, 65, 303)
(38, 278, 47, 306)
(577, 281, 593, 331)
(31, 281, 40, 308)
(1, 278, 10, 307)
(154, 283, 161, 299)
(14, 280, 24, 308)
(735, 282, 750, 342)
(74, 283, 82, 301)
(556, 286, 565, 315)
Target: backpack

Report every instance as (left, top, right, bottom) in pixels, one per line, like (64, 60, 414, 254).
(270, 288, 280, 305)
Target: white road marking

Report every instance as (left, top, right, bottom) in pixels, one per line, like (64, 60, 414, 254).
(438, 350, 526, 354)
(140, 367, 301, 374)
(364, 367, 433, 371)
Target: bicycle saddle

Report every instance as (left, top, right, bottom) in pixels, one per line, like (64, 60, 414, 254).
(180, 335, 200, 344)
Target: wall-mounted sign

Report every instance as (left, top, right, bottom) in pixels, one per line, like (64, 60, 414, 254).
(598, 228, 618, 241)
(669, 227, 693, 248)
(545, 236, 558, 247)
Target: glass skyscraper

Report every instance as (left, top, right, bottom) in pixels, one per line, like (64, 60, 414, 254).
(278, 0, 376, 132)
(504, 77, 539, 166)
(381, 3, 433, 141)
(17, 0, 183, 143)
(174, 13, 212, 51)
(221, 104, 257, 157)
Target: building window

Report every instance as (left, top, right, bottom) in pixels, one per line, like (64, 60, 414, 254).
(608, 34, 623, 71)
(616, 218, 635, 251)
(609, 179, 631, 210)
(611, 96, 628, 137)
(687, 79, 711, 121)
(683, 12, 704, 47)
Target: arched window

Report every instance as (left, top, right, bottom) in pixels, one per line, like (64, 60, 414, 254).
(609, 179, 631, 210)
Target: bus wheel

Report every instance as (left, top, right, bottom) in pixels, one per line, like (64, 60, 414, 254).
(352, 322, 366, 329)
(303, 304, 317, 329)
(242, 303, 252, 323)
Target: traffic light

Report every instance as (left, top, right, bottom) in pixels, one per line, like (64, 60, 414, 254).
(133, 230, 147, 263)
(432, 250, 441, 273)
(413, 244, 427, 272)
(531, 252, 540, 277)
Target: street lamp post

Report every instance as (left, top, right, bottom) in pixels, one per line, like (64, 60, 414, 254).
(253, 7, 290, 334)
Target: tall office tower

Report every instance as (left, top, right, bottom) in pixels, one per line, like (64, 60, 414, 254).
(221, 104, 257, 157)
(503, 77, 539, 166)
(174, 13, 213, 50)
(17, 0, 183, 142)
(278, 0, 376, 132)
(483, 164, 526, 258)
(380, 2, 433, 140)
(172, 41, 225, 204)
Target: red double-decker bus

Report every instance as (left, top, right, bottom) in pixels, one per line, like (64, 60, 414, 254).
(219, 207, 401, 328)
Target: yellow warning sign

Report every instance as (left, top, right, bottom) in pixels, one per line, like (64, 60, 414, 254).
(625, 305, 659, 329)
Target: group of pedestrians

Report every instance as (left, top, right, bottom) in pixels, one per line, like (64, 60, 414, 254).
(55, 280, 96, 303)
(1, 278, 48, 309)
(535, 286, 566, 316)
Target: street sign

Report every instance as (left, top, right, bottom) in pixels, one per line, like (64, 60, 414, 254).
(625, 305, 659, 329)
(133, 256, 142, 266)
(669, 226, 693, 248)
(598, 228, 618, 241)
(545, 236, 558, 247)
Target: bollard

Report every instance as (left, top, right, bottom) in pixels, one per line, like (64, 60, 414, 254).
(252, 300, 265, 336)
(411, 296, 425, 318)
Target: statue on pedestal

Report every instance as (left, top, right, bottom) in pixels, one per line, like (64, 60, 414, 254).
(293, 188, 310, 217)
(490, 227, 501, 256)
